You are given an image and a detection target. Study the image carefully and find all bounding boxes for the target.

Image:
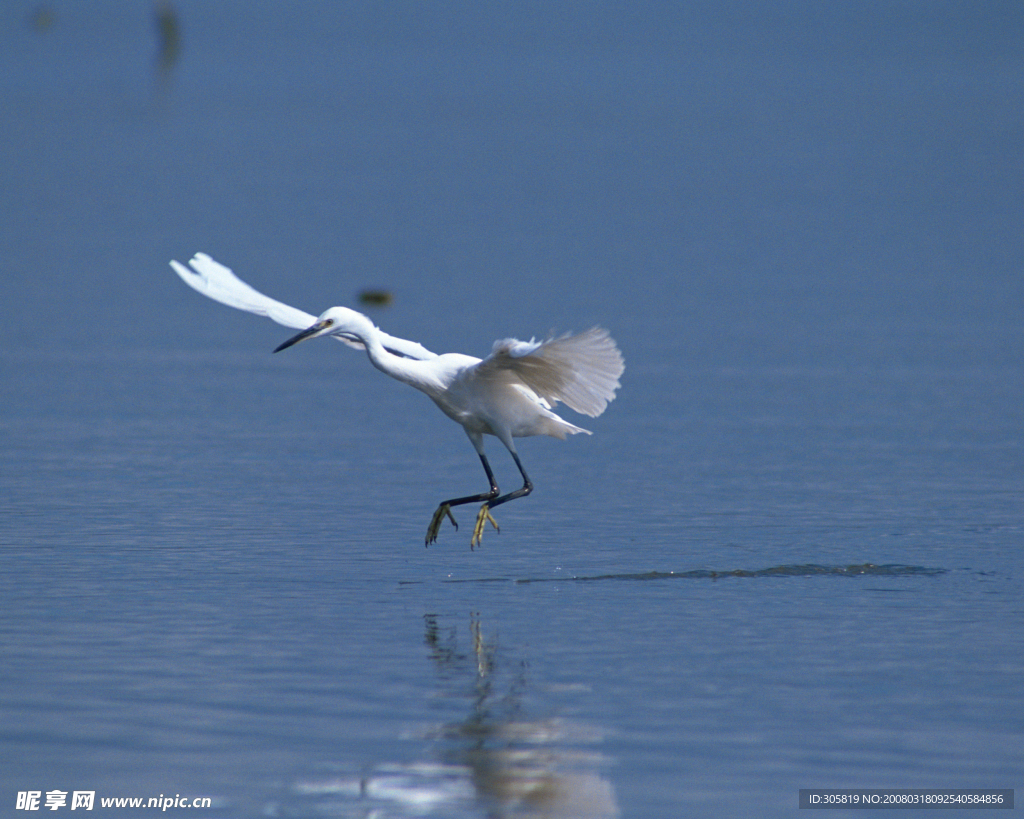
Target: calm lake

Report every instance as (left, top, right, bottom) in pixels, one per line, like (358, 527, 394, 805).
(2, 2, 1021, 816)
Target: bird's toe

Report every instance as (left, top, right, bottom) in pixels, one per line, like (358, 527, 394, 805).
(425, 503, 458, 546)
(470, 504, 500, 550)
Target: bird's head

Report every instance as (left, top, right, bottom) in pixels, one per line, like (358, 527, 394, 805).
(273, 306, 375, 353)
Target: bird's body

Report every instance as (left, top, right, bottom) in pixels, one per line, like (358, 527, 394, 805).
(170, 253, 624, 547)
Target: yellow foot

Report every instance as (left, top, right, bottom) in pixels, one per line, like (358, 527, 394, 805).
(425, 503, 458, 546)
(470, 504, 500, 550)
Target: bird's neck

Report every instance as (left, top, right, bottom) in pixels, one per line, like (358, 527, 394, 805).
(359, 330, 445, 396)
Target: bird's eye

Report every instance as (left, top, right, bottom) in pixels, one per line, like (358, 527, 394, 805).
(323, 319, 334, 327)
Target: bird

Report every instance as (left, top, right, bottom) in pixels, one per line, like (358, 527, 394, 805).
(169, 253, 625, 548)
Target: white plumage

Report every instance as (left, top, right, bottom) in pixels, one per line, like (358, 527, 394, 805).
(169, 253, 624, 548)
(171, 253, 436, 360)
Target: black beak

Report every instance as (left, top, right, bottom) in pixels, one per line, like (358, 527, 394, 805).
(273, 319, 330, 353)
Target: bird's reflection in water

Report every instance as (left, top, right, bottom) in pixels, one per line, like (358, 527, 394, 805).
(285, 614, 618, 818)
(422, 614, 619, 818)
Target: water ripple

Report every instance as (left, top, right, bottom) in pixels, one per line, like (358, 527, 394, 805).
(403, 564, 948, 586)
(527, 563, 948, 582)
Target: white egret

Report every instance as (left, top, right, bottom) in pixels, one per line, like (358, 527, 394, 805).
(169, 253, 624, 548)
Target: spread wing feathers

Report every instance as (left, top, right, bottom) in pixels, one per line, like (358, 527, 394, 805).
(171, 253, 317, 329)
(477, 327, 624, 418)
(169, 253, 437, 360)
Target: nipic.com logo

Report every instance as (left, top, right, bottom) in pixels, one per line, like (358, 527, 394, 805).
(16, 791, 214, 811)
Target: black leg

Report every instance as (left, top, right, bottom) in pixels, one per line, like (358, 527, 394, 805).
(485, 450, 533, 509)
(439, 453, 500, 509)
(468, 450, 533, 549)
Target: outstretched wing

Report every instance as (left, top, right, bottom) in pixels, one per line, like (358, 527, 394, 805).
(170, 252, 316, 329)
(475, 327, 624, 417)
(169, 253, 437, 360)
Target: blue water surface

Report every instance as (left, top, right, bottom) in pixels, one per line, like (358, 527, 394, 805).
(2, 2, 1021, 816)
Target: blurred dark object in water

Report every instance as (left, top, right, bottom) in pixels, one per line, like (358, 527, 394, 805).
(358, 289, 394, 307)
(28, 5, 55, 32)
(155, 2, 181, 74)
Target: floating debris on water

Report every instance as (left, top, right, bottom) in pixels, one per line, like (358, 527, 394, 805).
(28, 5, 55, 32)
(358, 289, 394, 307)
(155, 1, 182, 74)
